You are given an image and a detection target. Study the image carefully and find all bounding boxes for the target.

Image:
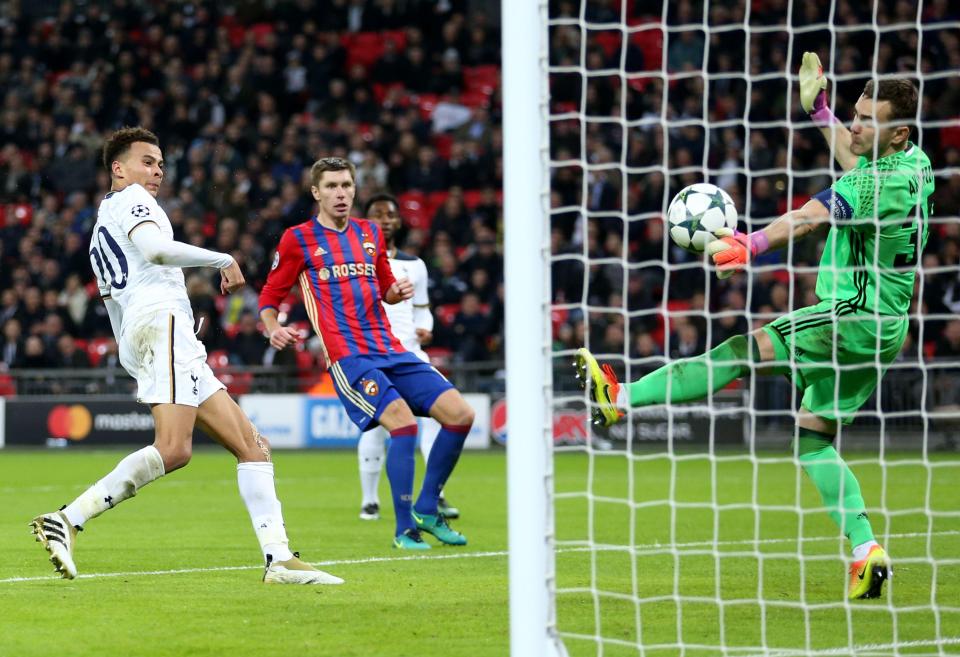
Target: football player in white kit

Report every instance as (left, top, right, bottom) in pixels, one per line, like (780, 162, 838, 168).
(30, 127, 342, 585)
(356, 194, 460, 522)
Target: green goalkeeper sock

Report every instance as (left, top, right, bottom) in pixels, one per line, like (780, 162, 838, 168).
(797, 429, 875, 548)
(627, 335, 751, 406)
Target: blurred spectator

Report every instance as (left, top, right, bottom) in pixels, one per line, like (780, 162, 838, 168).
(21, 336, 51, 368)
(228, 312, 268, 366)
(59, 274, 90, 329)
(405, 146, 448, 192)
(630, 331, 665, 377)
(450, 292, 491, 362)
(1, 318, 24, 369)
(430, 251, 469, 306)
(430, 192, 472, 244)
(53, 335, 90, 369)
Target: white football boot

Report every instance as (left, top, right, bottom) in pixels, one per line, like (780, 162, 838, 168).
(263, 553, 344, 585)
(31, 511, 79, 579)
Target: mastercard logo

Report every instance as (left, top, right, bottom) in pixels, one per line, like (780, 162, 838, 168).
(47, 405, 93, 440)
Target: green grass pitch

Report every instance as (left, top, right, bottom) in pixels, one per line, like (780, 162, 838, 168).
(1, 448, 957, 656)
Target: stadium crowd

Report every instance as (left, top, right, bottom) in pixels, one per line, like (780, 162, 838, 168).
(545, 0, 960, 411)
(0, 0, 958, 410)
(0, 0, 505, 380)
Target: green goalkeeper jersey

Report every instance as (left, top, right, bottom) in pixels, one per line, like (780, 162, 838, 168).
(815, 142, 934, 316)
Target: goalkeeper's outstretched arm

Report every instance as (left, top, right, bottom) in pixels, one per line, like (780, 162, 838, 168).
(708, 199, 831, 278)
(800, 52, 859, 172)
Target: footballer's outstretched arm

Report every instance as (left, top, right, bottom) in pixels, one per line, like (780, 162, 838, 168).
(129, 222, 244, 294)
(753, 198, 832, 250)
(708, 198, 831, 278)
(799, 52, 859, 172)
(129, 222, 233, 268)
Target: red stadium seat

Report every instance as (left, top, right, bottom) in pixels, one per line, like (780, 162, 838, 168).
(249, 23, 275, 48)
(432, 133, 453, 159)
(425, 346, 453, 375)
(433, 133, 453, 160)
(462, 189, 482, 211)
(398, 191, 429, 229)
(592, 31, 621, 59)
(86, 338, 114, 367)
(426, 191, 449, 221)
(381, 30, 407, 51)
(0, 373, 14, 396)
(294, 347, 316, 371)
(459, 89, 490, 109)
(221, 371, 252, 395)
(462, 66, 499, 95)
(207, 349, 230, 371)
(434, 303, 460, 326)
(629, 22, 663, 72)
(414, 93, 439, 120)
(343, 32, 387, 70)
(940, 120, 960, 152)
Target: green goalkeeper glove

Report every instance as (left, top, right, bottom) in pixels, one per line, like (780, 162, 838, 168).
(799, 52, 839, 126)
(799, 51, 827, 113)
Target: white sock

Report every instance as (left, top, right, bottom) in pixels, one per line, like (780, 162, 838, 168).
(62, 446, 165, 527)
(615, 386, 629, 409)
(852, 540, 880, 561)
(418, 418, 439, 464)
(358, 428, 386, 506)
(237, 462, 293, 562)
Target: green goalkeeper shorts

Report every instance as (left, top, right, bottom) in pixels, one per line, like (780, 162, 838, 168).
(762, 300, 908, 424)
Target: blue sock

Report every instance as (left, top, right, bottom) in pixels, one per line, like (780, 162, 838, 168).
(414, 424, 470, 516)
(386, 425, 418, 536)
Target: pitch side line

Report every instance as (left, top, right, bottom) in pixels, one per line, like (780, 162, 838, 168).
(0, 550, 511, 583)
(3, 530, 957, 585)
(726, 636, 960, 657)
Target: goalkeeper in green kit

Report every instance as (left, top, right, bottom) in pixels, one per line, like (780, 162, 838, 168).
(575, 53, 934, 600)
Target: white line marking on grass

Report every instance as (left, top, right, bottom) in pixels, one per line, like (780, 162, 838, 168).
(560, 529, 960, 554)
(727, 636, 960, 657)
(4, 530, 957, 584)
(0, 477, 316, 495)
(0, 550, 513, 584)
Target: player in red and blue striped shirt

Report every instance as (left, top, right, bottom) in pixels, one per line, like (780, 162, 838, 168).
(259, 157, 474, 550)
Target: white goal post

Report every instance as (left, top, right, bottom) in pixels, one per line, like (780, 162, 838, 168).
(503, 0, 566, 656)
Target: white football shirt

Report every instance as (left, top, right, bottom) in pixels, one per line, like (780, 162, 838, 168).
(383, 250, 432, 357)
(89, 183, 193, 333)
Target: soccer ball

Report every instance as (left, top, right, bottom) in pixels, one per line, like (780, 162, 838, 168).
(666, 183, 739, 253)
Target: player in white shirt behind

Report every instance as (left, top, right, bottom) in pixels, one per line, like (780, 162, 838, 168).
(357, 194, 461, 522)
(30, 127, 342, 585)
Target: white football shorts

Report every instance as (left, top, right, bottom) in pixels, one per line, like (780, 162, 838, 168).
(119, 309, 225, 407)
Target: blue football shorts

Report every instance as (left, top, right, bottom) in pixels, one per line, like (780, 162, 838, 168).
(327, 351, 455, 431)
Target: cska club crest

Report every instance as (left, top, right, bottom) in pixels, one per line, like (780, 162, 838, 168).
(361, 379, 379, 396)
(362, 241, 376, 257)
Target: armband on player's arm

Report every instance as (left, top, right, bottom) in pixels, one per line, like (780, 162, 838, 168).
(811, 188, 854, 221)
(130, 222, 233, 269)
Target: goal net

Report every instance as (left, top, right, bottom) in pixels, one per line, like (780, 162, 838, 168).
(509, 0, 960, 655)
